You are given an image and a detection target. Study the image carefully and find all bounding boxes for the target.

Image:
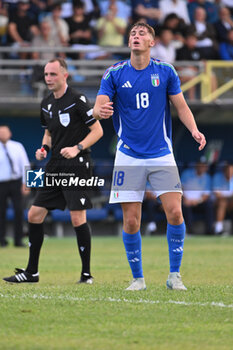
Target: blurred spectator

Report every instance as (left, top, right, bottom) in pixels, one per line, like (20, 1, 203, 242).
(176, 32, 202, 61)
(29, 0, 48, 22)
(221, 0, 233, 17)
(159, 0, 190, 24)
(44, 3, 69, 46)
(31, 20, 63, 60)
(188, 0, 219, 24)
(131, 0, 161, 28)
(84, 0, 100, 20)
(212, 163, 233, 235)
(98, 0, 131, 22)
(7, 0, 39, 59)
(31, 19, 65, 84)
(219, 28, 233, 59)
(187, 6, 218, 59)
(143, 189, 164, 235)
(0, 125, 30, 247)
(151, 27, 176, 63)
(0, 0, 8, 45)
(66, 0, 92, 46)
(214, 6, 233, 43)
(96, 2, 127, 47)
(181, 157, 214, 235)
(60, 0, 73, 19)
(176, 33, 202, 99)
(162, 13, 188, 46)
(60, 0, 100, 21)
(65, 0, 93, 59)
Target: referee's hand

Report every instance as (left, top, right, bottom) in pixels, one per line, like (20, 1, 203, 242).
(35, 148, 47, 160)
(60, 146, 79, 159)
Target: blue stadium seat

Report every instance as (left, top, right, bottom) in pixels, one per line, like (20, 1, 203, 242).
(51, 208, 109, 222)
(51, 207, 109, 237)
(51, 209, 70, 222)
(6, 208, 28, 221)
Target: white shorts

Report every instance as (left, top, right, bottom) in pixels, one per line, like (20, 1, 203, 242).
(109, 150, 182, 203)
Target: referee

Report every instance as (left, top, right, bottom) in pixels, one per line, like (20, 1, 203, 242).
(3, 58, 103, 284)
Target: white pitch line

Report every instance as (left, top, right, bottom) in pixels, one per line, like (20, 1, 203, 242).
(0, 293, 233, 309)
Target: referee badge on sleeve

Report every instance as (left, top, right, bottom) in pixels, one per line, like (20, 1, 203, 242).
(59, 112, 70, 127)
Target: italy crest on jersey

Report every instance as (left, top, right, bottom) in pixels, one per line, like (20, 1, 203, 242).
(59, 113, 70, 127)
(151, 74, 160, 87)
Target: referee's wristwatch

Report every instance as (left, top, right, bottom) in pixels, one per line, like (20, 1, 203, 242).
(77, 143, 84, 151)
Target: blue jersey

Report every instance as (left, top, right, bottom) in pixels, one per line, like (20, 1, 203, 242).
(98, 58, 181, 159)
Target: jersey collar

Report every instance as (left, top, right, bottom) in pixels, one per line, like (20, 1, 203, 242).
(128, 58, 153, 68)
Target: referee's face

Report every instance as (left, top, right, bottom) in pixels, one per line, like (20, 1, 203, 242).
(44, 61, 68, 93)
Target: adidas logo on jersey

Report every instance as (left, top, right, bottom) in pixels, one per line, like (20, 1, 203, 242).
(122, 81, 132, 88)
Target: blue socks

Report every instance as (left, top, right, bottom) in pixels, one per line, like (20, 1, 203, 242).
(167, 222, 186, 273)
(123, 223, 185, 277)
(122, 230, 143, 278)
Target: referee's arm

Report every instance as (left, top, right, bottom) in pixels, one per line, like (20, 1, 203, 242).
(42, 129, 52, 149)
(93, 95, 113, 120)
(35, 129, 51, 161)
(80, 121, 103, 150)
(60, 121, 103, 159)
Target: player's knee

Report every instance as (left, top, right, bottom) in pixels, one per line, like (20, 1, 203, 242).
(167, 206, 183, 224)
(124, 215, 140, 233)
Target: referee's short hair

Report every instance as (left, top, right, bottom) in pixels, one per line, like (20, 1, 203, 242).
(129, 22, 156, 40)
(47, 58, 68, 71)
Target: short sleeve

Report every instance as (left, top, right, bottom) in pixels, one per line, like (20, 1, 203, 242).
(40, 102, 48, 129)
(97, 67, 116, 100)
(167, 65, 182, 96)
(77, 94, 96, 127)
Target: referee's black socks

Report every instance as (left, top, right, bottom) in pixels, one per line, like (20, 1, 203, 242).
(26, 223, 44, 274)
(74, 223, 91, 276)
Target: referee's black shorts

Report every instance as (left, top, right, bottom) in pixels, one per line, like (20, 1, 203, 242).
(33, 154, 93, 211)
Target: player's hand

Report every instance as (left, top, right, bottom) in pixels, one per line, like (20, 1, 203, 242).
(192, 130, 206, 151)
(35, 148, 47, 160)
(99, 102, 114, 119)
(60, 146, 79, 159)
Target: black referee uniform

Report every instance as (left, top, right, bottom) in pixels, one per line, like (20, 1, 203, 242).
(34, 86, 96, 210)
(3, 58, 103, 285)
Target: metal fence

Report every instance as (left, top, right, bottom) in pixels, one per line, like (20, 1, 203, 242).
(0, 46, 232, 105)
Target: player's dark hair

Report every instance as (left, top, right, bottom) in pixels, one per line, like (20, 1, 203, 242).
(129, 22, 156, 40)
(47, 58, 68, 71)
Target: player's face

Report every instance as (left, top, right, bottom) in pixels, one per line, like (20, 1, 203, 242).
(44, 61, 68, 92)
(128, 26, 155, 52)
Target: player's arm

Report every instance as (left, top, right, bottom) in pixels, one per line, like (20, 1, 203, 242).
(60, 121, 103, 159)
(35, 129, 51, 160)
(169, 92, 206, 151)
(93, 95, 114, 120)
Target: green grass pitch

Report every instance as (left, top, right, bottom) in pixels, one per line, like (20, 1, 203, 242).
(0, 236, 233, 350)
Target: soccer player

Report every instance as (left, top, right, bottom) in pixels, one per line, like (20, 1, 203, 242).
(3, 58, 103, 284)
(93, 22, 206, 291)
